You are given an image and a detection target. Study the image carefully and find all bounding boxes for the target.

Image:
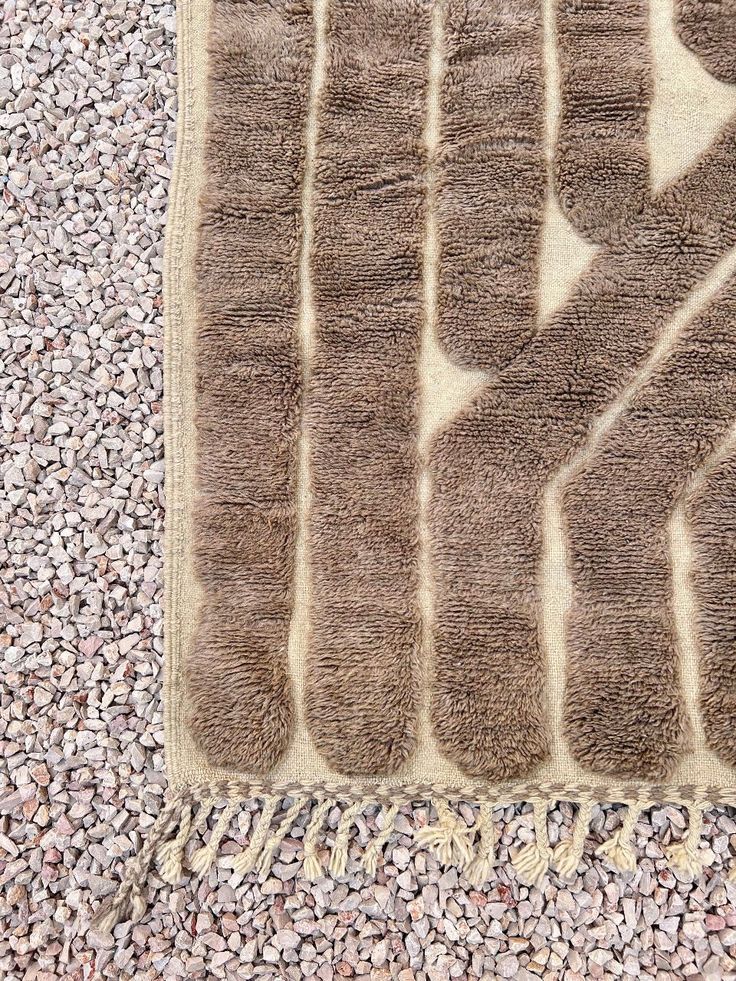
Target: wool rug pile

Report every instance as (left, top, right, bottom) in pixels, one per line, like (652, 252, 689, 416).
(96, 0, 736, 929)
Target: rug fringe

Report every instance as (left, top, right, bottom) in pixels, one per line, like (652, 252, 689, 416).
(361, 804, 400, 875)
(595, 800, 648, 873)
(257, 796, 308, 877)
(414, 799, 473, 868)
(189, 800, 238, 877)
(512, 800, 553, 888)
(91, 791, 187, 932)
(552, 800, 594, 880)
(329, 800, 365, 877)
(302, 799, 333, 880)
(155, 801, 192, 885)
(230, 796, 280, 876)
(90, 792, 736, 931)
(664, 801, 706, 878)
(463, 801, 497, 887)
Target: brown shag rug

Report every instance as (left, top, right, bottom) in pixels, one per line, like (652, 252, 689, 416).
(94, 0, 736, 930)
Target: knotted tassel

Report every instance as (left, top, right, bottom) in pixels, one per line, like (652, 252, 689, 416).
(156, 802, 193, 885)
(91, 792, 186, 932)
(512, 800, 553, 889)
(186, 797, 215, 861)
(463, 802, 497, 888)
(189, 800, 238, 877)
(329, 801, 365, 877)
(361, 803, 399, 876)
(256, 797, 307, 877)
(302, 799, 333, 880)
(231, 796, 280, 876)
(665, 802, 706, 878)
(553, 800, 594, 880)
(595, 802, 646, 873)
(415, 800, 473, 868)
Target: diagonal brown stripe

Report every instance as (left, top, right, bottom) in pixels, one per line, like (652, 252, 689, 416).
(430, 119, 736, 781)
(676, 0, 736, 83)
(688, 438, 736, 766)
(303, 0, 431, 774)
(563, 277, 736, 779)
(189, 0, 313, 771)
(436, 0, 547, 370)
(554, 0, 652, 241)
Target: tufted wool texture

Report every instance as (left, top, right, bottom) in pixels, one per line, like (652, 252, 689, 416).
(178, 0, 736, 801)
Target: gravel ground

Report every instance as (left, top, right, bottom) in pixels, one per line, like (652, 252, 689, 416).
(2, 1, 736, 979)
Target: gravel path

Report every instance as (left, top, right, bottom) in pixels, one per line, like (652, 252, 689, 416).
(2, 2, 736, 978)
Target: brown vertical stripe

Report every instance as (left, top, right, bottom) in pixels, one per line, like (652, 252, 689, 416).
(436, 0, 546, 370)
(430, 123, 736, 781)
(303, 0, 430, 774)
(563, 280, 736, 779)
(676, 0, 736, 83)
(189, 0, 312, 771)
(554, 0, 652, 241)
(689, 443, 736, 767)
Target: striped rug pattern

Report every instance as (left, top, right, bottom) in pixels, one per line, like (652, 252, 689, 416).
(189, 0, 736, 786)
